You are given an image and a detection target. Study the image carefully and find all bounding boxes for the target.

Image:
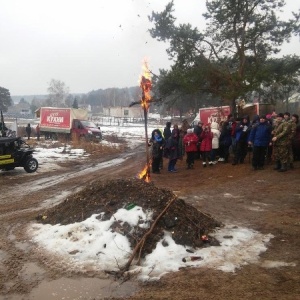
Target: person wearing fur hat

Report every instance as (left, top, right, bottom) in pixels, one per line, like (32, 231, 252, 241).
(271, 113, 291, 172)
(248, 115, 272, 170)
(183, 128, 199, 169)
(200, 123, 213, 167)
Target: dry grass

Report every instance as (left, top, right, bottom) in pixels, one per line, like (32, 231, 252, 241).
(103, 133, 126, 144)
(25, 139, 65, 149)
(71, 138, 124, 157)
(22, 135, 125, 158)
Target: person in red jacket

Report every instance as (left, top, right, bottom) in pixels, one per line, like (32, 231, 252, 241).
(183, 128, 199, 169)
(200, 124, 213, 167)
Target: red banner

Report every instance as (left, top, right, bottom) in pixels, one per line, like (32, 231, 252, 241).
(40, 108, 71, 129)
(199, 106, 231, 124)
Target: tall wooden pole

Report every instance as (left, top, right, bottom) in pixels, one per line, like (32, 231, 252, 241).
(142, 92, 150, 181)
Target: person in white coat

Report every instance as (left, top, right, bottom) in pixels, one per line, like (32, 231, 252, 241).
(210, 122, 221, 164)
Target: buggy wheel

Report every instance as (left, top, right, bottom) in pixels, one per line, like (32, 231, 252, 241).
(24, 158, 38, 173)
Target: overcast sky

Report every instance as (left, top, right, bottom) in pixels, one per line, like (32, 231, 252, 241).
(0, 0, 299, 96)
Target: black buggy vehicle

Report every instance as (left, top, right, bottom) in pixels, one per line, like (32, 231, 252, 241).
(0, 137, 38, 173)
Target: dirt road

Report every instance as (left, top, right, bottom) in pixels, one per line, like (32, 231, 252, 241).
(0, 146, 300, 300)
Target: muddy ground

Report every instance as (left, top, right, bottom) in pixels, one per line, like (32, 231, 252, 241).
(0, 143, 299, 300)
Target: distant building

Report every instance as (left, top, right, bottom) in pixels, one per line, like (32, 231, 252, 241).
(6, 102, 32, 117)
(287, 93, 300, 111)
(288, 93, 300, 104)
(103, 106, 143, 118)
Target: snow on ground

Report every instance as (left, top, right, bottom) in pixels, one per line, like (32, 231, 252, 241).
(34, 145, 88, 162)
(26, 123, 294, 281)
(33, 145, 89, 172)
(101, 124, 162, 149)
(28, 208, 274, 281)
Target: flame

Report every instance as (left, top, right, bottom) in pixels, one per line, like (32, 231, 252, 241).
(137, 163, 151, 183)
(140, 60, 152, 110)
(137, 60, 152, 183)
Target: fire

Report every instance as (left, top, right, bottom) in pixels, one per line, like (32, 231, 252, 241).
(137, 60, 152, 183)
(137, 163, 151, 183)
(140, 61, 152, 110)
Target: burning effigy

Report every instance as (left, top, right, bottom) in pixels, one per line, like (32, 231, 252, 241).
(130, 60, 158, 182)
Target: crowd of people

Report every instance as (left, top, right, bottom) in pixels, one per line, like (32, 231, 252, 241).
(148, 111, 300, 174)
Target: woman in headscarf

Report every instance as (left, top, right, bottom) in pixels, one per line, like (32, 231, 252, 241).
(149, 129, 165, 174)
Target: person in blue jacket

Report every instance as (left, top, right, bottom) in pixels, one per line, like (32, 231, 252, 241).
(232, 116, 251, 165)
(248, 115, 272, 170)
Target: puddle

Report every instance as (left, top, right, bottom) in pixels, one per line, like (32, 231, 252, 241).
(8, 277, 139, 300)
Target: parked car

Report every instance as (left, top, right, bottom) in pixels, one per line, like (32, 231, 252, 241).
(0, 137, 38, 173)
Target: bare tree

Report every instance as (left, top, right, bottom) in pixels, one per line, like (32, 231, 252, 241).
(47, 79, 69, 107)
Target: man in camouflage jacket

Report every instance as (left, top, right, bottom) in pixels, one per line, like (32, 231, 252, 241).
(272, 113, 291, 172)
(284, 112, 296, 169)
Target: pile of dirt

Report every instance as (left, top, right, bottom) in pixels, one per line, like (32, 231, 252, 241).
(36, 178, 222, 256)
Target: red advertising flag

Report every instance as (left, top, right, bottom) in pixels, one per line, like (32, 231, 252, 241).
(199, 106, 231, 124)
(40, 108, 71, 129)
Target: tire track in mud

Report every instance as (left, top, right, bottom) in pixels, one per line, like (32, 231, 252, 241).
(1, 150, 140, 196)
(1, 156, 129, 199)
(0, 151, 143, 219)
